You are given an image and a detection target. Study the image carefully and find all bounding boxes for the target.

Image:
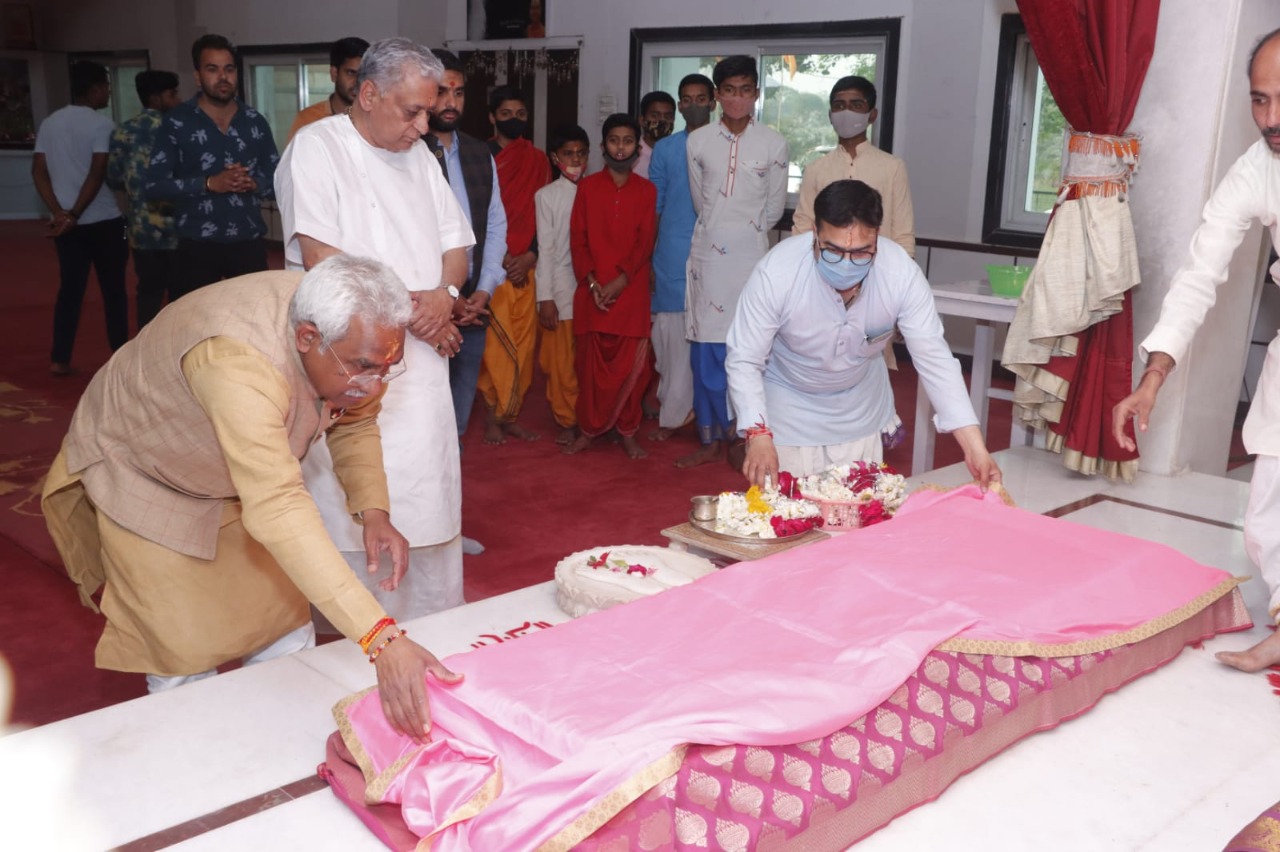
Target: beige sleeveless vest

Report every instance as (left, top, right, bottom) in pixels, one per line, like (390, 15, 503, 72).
(63, 270, 331, 559)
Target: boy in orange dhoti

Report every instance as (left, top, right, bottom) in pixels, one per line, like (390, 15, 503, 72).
(477, 85, 551, 444)
(535, 125, 589, 444)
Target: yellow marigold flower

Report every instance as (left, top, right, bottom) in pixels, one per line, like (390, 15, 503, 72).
(745, 485, 771, 515)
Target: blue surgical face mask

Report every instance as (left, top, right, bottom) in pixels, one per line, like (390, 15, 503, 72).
(815, 254, 873, 291)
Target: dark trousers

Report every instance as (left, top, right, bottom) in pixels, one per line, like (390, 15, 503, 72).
(174, 238, 268, 300)
(51, 216, 129, 366)
(132, 247, 178, 329)
(449, 322, 489, 435)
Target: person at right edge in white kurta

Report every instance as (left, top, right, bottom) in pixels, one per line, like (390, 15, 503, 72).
(275, 38, 474, 620)
(1114, 27, 1280, 673)
(726, 179, 1001, 491)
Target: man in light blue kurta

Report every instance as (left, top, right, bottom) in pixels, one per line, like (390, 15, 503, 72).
(726, 179, 1001, 489)
(648, 72, 715, 440)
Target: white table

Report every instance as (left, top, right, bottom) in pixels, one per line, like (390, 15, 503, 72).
(913, 279, 1028, 472)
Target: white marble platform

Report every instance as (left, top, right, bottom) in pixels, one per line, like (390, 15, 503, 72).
(3, 447, 1277, 852)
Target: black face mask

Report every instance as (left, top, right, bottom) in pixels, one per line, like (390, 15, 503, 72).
(679, 103, 713, 128)
(495, 117, 527, 140)
(605, 149, 640, 172)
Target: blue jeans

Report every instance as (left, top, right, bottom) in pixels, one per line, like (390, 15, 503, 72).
(450, 322, 488, 436)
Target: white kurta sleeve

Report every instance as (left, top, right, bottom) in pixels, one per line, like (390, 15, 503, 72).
(428, 156, 477, 255)
(726, 261, 784, 433)
(895, 262, 979, 433)
(275, 129, 344, 264)
(1141, 148, 1267, 368)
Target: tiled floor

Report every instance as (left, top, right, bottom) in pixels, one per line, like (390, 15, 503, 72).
(2, 447, 1277, 851)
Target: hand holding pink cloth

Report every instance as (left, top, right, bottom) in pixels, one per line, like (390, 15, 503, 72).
(335, 486, 1239, 850)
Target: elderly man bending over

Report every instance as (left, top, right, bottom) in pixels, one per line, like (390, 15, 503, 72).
(726, 179, 1001, 489)
(42, 255, 457, 741)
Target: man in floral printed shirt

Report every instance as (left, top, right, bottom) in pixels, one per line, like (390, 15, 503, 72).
(144, 34, 279, 299)
(108, 69, 180, 327)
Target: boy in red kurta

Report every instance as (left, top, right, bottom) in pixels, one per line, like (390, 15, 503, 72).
(564, 114, 657, 460)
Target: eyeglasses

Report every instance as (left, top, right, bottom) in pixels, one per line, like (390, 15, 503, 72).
(830, 98, 871, 113)
(814, 238, 877, 266)
(325, 345, 407, 388)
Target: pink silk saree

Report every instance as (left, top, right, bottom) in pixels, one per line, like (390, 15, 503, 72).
(334, 486, 1240, 850)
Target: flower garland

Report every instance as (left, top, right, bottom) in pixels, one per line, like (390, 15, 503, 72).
(714, 485, 823, 539)
(781, 462, 908, 528)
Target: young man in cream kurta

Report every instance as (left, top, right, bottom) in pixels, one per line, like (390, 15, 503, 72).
(276, 39, 474, 620)
(790, 76, 915, 257)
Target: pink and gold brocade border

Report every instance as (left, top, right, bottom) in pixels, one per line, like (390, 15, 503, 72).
(936, 576, 1245, 657)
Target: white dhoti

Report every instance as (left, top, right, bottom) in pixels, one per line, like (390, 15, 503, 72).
(651, 311, 693, 429)
(1245, 455, 1280, 623)
(775, 432, 883, 478)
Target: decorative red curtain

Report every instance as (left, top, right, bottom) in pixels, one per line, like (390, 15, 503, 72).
(1010, 0, 1160, 481)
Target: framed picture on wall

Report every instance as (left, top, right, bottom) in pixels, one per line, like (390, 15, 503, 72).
(470, 0, 546, 40)
(1, 3, 36, 50)
(0, 57, 35, 148)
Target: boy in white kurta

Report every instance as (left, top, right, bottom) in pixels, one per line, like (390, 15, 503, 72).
(535, 125, 589, 444)
(681, 55, 789, 468)
(275, 39, 474, 619)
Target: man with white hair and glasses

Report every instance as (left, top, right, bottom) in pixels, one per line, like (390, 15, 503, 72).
(726, 179, 1001, 490)
(42, 255, 459, 741)
(276, 38, 475, 620)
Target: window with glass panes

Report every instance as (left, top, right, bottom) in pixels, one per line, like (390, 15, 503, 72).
(69, 51, 148, 125)
(632, 21, 900, 204)
(242, 48, 333, 143)
(983, 15, 1067, 248)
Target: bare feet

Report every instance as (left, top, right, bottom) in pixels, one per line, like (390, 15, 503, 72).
(562, 433, 593, 455)
(675, 440, 724, 469)
(483, 416, 506, 445)
(619, 433, 648, 459)
(555, 426, 578, 446)
(649, 411, 695, 441)
(1216, 628, 1280, 672)
(502, 421, 540, 442)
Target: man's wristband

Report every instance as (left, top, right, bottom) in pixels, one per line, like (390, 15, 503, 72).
(1141, 363, 1170, 384)
(204, 176, 212, 193)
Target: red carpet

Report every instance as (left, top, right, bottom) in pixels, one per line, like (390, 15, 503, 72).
(0, 220, 1006, 728)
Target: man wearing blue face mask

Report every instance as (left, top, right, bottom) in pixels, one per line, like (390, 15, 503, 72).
(726, 179, 1001, 488)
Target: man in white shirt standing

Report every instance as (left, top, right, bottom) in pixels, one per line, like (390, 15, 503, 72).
(275, 38, 474, 620)
(791, 75, 915, 257)
(727, 179, 1001, 489)
(31, 60, 129, 376)
(1115, 28, 1280, 673)
(681, 55, 789, 469)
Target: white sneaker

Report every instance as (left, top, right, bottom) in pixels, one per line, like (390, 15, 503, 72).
(461, 536, 485, 555)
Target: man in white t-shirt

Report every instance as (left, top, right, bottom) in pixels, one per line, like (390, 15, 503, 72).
(275, 38, 474, 621)
(32, 60, 129, 376)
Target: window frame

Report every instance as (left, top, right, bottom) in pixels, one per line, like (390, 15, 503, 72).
(238, 42, 334, 141)
(983, 14, 1056, 250)
(67, 50, 150, 125)
(629, 20, 901, 210)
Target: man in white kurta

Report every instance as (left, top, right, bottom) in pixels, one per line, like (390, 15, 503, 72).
(1114, 29, 1280, 673)
(534, 153, 582, 440)
(682, 55, 789, 468)
(275, 39, 474, 619)
(726, 179, 1001, 490)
